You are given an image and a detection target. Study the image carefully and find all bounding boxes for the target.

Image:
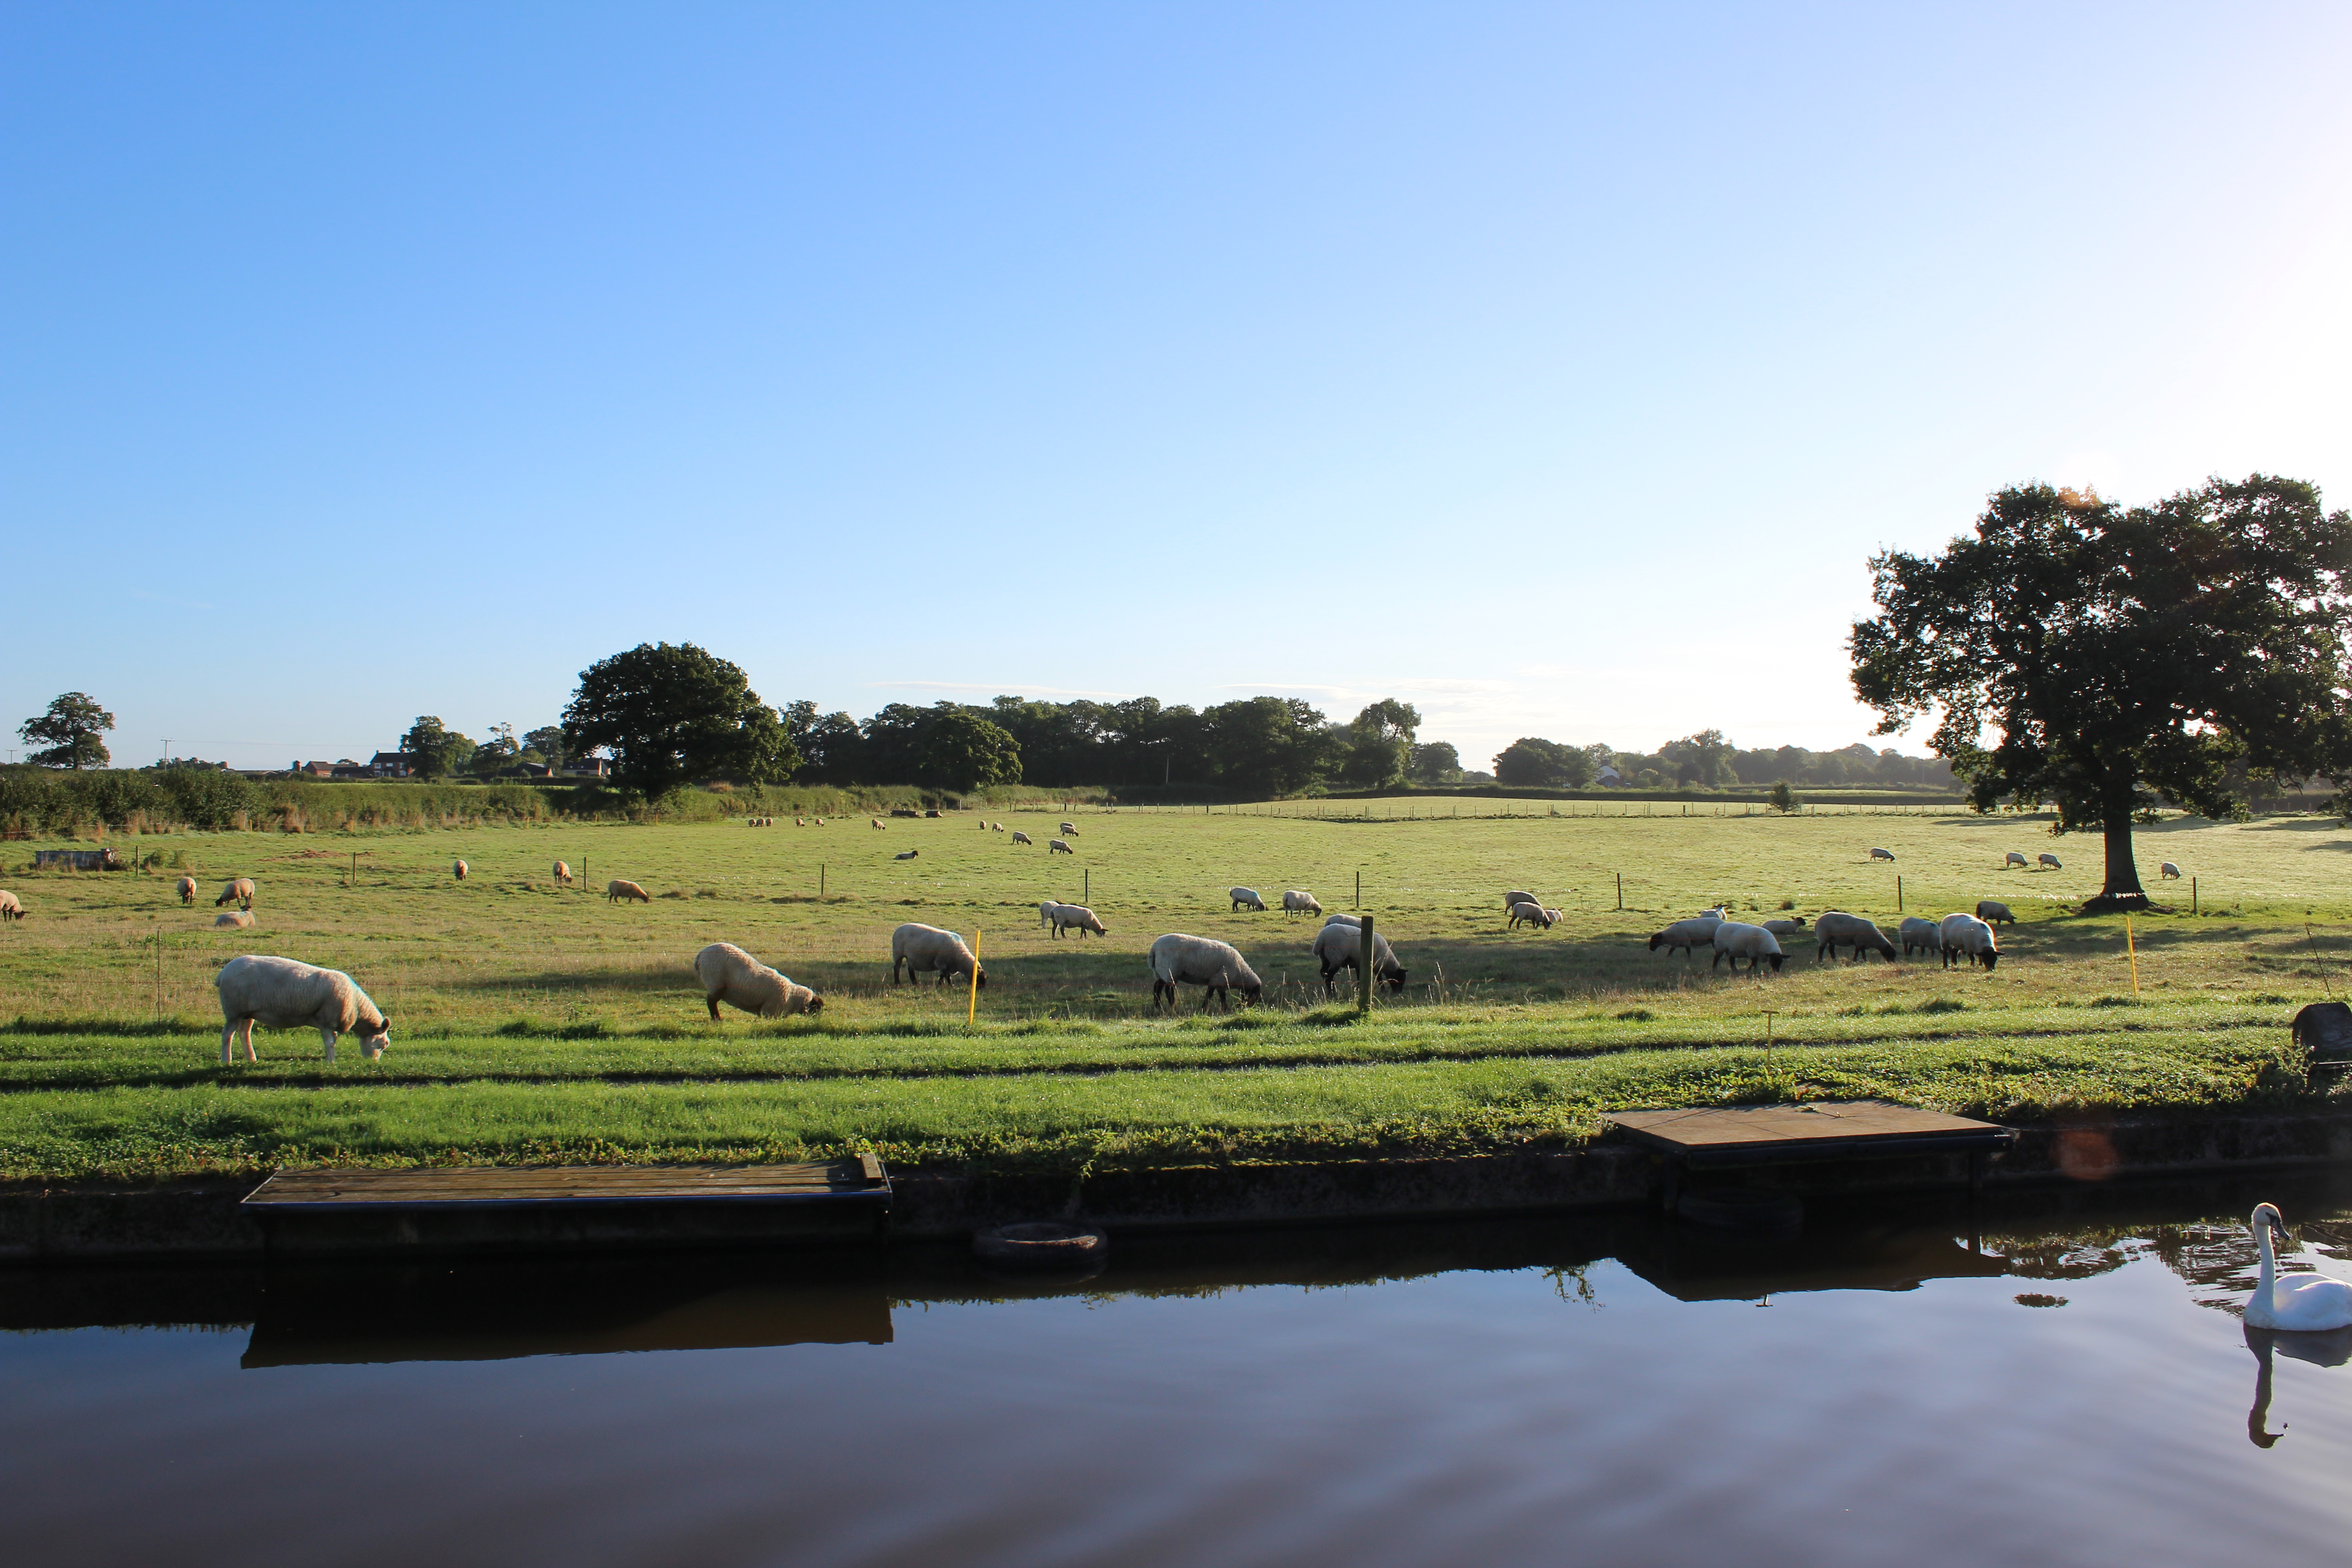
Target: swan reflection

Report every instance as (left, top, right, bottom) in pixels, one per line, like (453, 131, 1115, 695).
(2242, 1321, 2352, 1449)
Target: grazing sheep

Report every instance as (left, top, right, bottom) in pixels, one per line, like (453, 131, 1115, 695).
(1940, 911, 2001, 970)
(1869, 847, 1896, 863)
(1230, 887, 1268, 912)
(894, 849, 919, 861)
(980, 818, 990, 831)
(214, 878, 255, 911)
(553, 861, 573, 887)
(890, 923, 985, 987)
(1508, 900, 1558, 931)
(1040, 901, 1108, 939)
(1282, 889, 1323, 918)
(606, 879, 652, 904)
(694, 942, 823, 1020)
(872, 818, 885, 829)
(1898, 916, 1942, 956)
(815, 817, 825, 826)
(991, 821, 1005, 832)
(1761, 916, 1808, 938)
(1712, 921, 1787, 973)
(1504, 890, 1540, 911)
(1148, 933, 1263, 1011)
(2005, 852, 2030, 869)
(1059, 822, 1078, 836)
(1011, 830, 1034, 845)
(1048, 838, 1074, 854)
(0, 891, 23, 923)
(215, 953, 390, 1065)
(1648, 915, 1723, 958)
(214, 911, 255, 929)
(1311, 918, 1406, 994)
(176, 875, 198, 905)
(1975, 899, 2017, 926)
(1814, 911, 1897, 963)
(2160, 862, 2182, 880)
(453, 859, 469, 881)
(2038, 853, 2063, 870)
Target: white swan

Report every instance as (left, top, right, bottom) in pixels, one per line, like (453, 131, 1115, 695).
(2245, 1204, 2352, 1332)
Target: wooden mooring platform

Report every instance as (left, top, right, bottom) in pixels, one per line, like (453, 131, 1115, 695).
(1608, 1101, 2016, 1210)
(241, 1157, 892, 1257)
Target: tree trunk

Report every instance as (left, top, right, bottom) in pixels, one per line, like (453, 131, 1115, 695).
(2098, 802, 2148, 905)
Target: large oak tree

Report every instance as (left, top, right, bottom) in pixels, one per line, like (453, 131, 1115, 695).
(561, 642, 796, 801)
(1851, 476, 2352, 907)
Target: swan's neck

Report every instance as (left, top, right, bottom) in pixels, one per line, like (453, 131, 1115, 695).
(2256, 1218, 2278, 1299)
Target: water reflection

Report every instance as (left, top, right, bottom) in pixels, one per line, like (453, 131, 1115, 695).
(2246, 1324, 2352, 1447)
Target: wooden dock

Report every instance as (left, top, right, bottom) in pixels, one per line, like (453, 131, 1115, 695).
(241, 1157, 892, 1257)
(1608, 1101, 2014, 1208)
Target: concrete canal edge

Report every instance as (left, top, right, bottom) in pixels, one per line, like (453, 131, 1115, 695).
(4, 1106, 2351, 1261)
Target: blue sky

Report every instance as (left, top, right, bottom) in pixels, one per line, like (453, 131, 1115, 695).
(5, 3, 2347, 772)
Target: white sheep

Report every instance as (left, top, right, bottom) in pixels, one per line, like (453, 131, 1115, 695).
(1647, 915, 1722, 957)
(894, 849, 919, 861)
(2160, 862, 2182, 880)
(1229, 887, 1268, 912)
(176, 875, 198, 905)
(1048, 838, 1074, 854)
(890, 923, 985, 987)
(215, 877, 255, 911)
(606, 879, 652, 904)
(1869, 847, 1896, 862)
(453, 859, 469, 881)
(216, 954, 390, 1064)
(0, 890, 23, 923)
(1504, 890, 1539, 911)
(215, 911, 254, 929)
(694, 942, 822, 1020)
(1813, 911, 1896, 962)
(1897, 916, 1942, 956)
(1059, 821, 1078, 836)
(1148, 933, 1263, 1010)
(991, 821, 1005, 832)
(553, 861, 573, 887)
(2005, 852, 2029, 869)
(1507, 900, 1557, 930)
(1940, 911, 2001, 970)
(1761, 916, 1808, 937)
(1311, 918, 1405, 995)
(2038, 853, 2063, 870)
(1975, 899, 2016, 926)
(815, 817, 825, 826)
(979, 819, 990, 831)
(1712, 921, 1786, 973)
(1011, 830, 1034, 845)
(1282, 889, 1323, 918)
(1041, 901, 1108, 939)
(872, 818, 885, 829)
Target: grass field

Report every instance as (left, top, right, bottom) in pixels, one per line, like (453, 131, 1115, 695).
(2, 798, 2347, 1180)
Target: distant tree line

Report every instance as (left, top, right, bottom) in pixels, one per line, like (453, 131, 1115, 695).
(1491, 728, 1956, 792)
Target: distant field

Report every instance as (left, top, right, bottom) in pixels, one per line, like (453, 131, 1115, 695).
(0, 798, 2345, 1178)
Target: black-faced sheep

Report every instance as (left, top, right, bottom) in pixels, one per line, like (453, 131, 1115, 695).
(890, 923, 985, 987)
(606, 879, 652, 904)
(1312, 916, 1406, 995)
(1940, 912, 2000, 970)
(1647, 915, 1721, 958)
(214, 878, 255, 910)
(216, 953, 389, 1064)
(1975, 900, 2016, 926)
(1282, 890, 1323, 918)
(1229, 887, 1267, 912)
(1711, 921, 1786, 972)
(176, 875, 197, 905)
(1148, 933, 1261, 1011)
(694, 942, 822, 1020)
(1814, 911, 1897, 962)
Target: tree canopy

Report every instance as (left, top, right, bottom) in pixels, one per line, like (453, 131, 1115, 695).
(1851, 476, 2352, 906)
(561, 642, 796, 800)
(19, 692, 113, 769)
(399, 716, 475, 779)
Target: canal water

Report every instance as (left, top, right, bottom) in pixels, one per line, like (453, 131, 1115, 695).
(5, 1177, 2351, 1567)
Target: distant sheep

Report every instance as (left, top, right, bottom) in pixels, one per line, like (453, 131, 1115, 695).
(214, 878, 255, 911)
(1229, 887, 1267, 912)
(1012, 831, 1034, 845)
(979, 818, 991, 831)
(694, 942, 822, 1020)
(1282, 889, 1323, 918)
(894, 849, 919, 861)
(176, 875, 198, 905)
(553, 861, 573, 887)
(1761, 916, 1808, 937)
(1712, 921, 1787, 973)
(2160, 862, 2182, 880)
(1504, 891, 1539, 911)
(1048, 838, 1074, 854)
(1311, 917, 1406, 995)
(1648, 915, 1722, 958)
(214, 911, 254, 929)
(890, 922, 985, 988)
(2005, 852, 2029, 869)
(991, 822, 1005, 832)
(1940, 911, 2001, 970)
(216, 953, 389, 1065)
(452, 859, 468, 881)
(606, 879, 652, 904)
(1814, 911, 1897, 963)
(1897, 916, 1942, 956)
(872, 819, 885, 829)
(1975, 899, 2016, 926)
(1059, 822, 1078, 836)
(0, 891, 23, 923)
(1508, 900, 1558, 931)
(1149, 933, 1262, 1011)
(1869, 847, 1896, 862)
(1039, 901, 1108, 939)
(2038, 853, 2063, 870)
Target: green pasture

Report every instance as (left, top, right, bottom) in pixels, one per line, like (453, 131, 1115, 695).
(0, 799, 2346, 1180)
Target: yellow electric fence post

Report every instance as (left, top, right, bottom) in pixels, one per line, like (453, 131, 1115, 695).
(2126, 916, 2140, 995)
(1765, 1010, 1776, 1050)
(968, 930, 982, 1026)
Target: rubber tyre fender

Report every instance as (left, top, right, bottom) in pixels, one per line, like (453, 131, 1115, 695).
(973, 1221, 1110, 1270)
